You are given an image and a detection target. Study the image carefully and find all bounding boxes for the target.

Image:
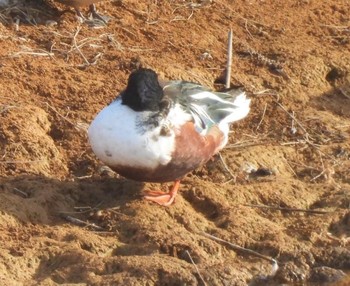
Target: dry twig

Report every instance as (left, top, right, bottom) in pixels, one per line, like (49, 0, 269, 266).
(218, 152, 236, 181)
(274, 101, 337, 160)
(60, 214, 104, 231)
(11, 47, 54, 58)
(281, 157, 298, 177)
(201, 232, 279, 276)
(256, 103, 267, 131)
(0, 159, 46, 164)
(72, 26, 91, 66)
(226, 137, 270, 149)
(243, 204, 332, 214)
(45, 102, 75, 126)
(59, 202, 103, 214)
(45, 103, 87, 133)
(274, 101, 309, 136)
(225, 29, 233, 89)
(186, 250, 207, 286)
(12, 187, 29, 198)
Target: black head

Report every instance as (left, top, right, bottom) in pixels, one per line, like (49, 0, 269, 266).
(121, 68, 164, 112)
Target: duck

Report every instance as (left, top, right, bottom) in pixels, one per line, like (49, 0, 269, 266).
(88, 68, 250, 206)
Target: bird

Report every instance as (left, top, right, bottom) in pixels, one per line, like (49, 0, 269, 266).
(55, 0, 107, 23)
(88, 68, 250, 206)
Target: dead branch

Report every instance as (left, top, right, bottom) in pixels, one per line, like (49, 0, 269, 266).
(60, 214, 104, 231)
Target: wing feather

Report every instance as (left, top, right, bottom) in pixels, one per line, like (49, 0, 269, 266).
(163, 81, 250, 134)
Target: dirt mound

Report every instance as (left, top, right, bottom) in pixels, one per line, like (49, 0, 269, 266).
(0, 105, 68, 177)
(0, 0, 349, 285)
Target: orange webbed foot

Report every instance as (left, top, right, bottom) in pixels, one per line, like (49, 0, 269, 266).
(144, 180, 180, 207)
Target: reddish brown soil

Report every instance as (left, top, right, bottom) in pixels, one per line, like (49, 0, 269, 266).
(0, 0, 349, 285)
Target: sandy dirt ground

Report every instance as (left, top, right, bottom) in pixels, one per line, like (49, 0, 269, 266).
(0, 0, 349, 285)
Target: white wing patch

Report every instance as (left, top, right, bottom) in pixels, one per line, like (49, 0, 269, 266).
(190, 91, 230, 103)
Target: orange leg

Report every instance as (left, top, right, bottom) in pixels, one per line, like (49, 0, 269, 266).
(144, 180, 180, 207)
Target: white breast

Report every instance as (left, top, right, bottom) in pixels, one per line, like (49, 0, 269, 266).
(88, 99, 191, 170)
